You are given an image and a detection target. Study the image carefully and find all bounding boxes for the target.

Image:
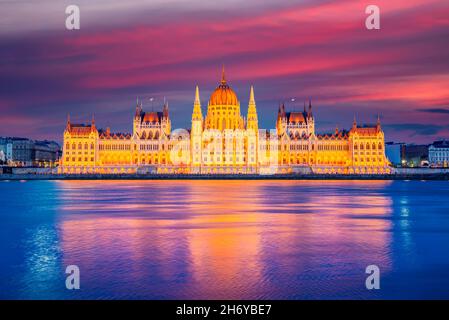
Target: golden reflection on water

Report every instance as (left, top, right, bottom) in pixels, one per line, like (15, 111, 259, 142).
(56, 180, 393, 299)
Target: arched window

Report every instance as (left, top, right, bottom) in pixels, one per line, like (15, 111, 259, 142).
(78, 143, 82, 149)
(72, 143, 76, 150)
(66, 143, 70, 150)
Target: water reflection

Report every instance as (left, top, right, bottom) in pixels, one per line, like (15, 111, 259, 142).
(54, 180, 393, 299)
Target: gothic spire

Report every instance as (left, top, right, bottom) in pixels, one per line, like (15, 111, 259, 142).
(376, 114, 381, 131)
(247, 86, 258, 130)
(249, 85, 255, 105)
(163, 100, 169, 118)
(221, 65, 226, 85)
(91, 114, 96, 131)
(194, 85, 201, 105)
(135, 97, 141, 118)
(192, 85, 203, 120)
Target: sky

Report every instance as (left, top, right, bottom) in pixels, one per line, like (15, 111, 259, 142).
(0, 0, 448, 144)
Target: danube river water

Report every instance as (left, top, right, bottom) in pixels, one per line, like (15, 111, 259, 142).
(1, 180, 449, 299)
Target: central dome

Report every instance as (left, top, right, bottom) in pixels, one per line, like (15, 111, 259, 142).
(208, 68, 238, 106)
(204, 66, 244, 131)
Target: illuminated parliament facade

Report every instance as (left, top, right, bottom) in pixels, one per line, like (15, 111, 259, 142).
(60, 70, 390, 175)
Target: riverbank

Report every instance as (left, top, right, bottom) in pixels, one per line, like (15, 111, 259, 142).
(1, 172, 449, 180)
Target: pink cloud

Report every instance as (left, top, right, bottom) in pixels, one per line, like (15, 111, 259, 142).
(1, 0, 449, 143)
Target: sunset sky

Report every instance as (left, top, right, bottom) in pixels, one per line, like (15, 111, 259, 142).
(1, 0, 448, 143)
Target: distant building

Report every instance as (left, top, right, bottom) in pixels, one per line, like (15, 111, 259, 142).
(0, 138, 13, 164)
(429, 140, 449, 167)
(385, 142, 404, 166)
(11, 138, 35, 166)
(34, 140, 61, 166)
(0, 137, 60, 167)
(401, 144, 429, 167)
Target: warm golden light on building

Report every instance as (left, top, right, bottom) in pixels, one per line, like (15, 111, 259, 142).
(60, 68, 390, 175)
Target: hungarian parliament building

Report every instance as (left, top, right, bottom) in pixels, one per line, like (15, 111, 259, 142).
(60, 69, 390, 175)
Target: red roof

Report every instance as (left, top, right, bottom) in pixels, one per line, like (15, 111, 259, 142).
(351, 126, 379, 136)
(143, 112, 162, 123)
(288, 112, 306, 124)
(67, 124, 95, 136)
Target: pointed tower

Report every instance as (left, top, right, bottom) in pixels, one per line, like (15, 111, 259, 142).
(246, 86, 258, 166)
(66, 114, 71, 131)
(276, 103, 287, 136)
(308, 99, 313, 118)
(221, 64, 226, 85)
(133, 98, 143, 137)
(376, 114, 381, 132)
(305, 99, 315, 135)
(246, 86, 258, 131)
(192, 85, 203, 121)
(162, 101, 171, 136)
(191, 85, 203, 168)
(163, 101, 169, 119)
(352, 115, 357, 130)
(135, 97, 142, 119)
(91, 114, 96, 132)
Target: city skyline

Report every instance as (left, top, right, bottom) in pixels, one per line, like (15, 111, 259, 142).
(1, 0, 449, 144)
